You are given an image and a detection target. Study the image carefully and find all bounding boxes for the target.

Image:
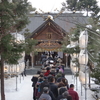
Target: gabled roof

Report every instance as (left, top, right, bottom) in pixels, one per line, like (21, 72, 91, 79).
(30, 18, 67, 38)
(22, 13, 88, 35)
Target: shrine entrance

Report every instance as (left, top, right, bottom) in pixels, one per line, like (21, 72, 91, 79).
(29, 17, 68, 67)
(34, 51, 58, 66)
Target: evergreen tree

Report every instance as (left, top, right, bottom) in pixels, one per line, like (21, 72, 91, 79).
(62, 26, 81, 54)
(24, 29, 38, 55)
(0, 0, 35, 100)
(62, 0, 78, 11)
(62, 0, 100, 86)
(63, 0, 100, 85)
(62, 0, 100, 16)
(91, 53, 100, 85)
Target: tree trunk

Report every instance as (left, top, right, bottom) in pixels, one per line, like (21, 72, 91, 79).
(0, 57, 5, 100)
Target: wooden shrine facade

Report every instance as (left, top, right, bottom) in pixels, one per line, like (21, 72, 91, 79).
(30, 17, 67, 66)
(24, 13, 87, 67)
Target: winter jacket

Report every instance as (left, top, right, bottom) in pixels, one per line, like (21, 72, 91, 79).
(39, 81, 56, 100)
(38, 93, 51, 100)
(44, 70, 50, 76)
(57, 95, 72, 100)
(31, 76, 38, 87)
(68, 88, 79, 100)
(49, 83, 58, 98)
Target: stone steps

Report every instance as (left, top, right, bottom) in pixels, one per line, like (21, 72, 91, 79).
(26, 67, 72, 75)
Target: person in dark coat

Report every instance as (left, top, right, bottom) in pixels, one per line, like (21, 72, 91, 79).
(41, 54, 47, 68)
(48, 76, 58, 98)
(61, 78, 69, 89)
(31, 75, 39, 100)
(38, 87, 51, 100)
(58, 87, 67, 95)
(56, 73, 65, 82)
(31, 71, 41, 100)
(57, 91, 72, 100)
(40, 79, 56, 100)
(44, 67, 50, 76)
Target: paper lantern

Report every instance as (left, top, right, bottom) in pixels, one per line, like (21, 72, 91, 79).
(79, 71, 89, 85)
(66, 44, 76, 48)
(70, 40, 78, 46)
(0, 0, 12, 3)
(70, 61, 78, 74)
(16, 65, 19, 73)
(80, 65, 89, 72)
(8, 0, 12, 3)
(71, 53, 78, 59)
(79, 30, 88, 49)
(9, 65, 13, 73)
(79, 49, 88, 65)
(4, 65, 9, 73)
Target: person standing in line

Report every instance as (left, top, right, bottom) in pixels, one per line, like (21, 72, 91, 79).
(57, 91, 72, 100)
(68, 84, 79, 100)
(48, 75, 58, 98)
(31, 71, 41, 100)
(44, 67, 50, 76)
(38, 87, 51, 100)
(39, 79, 56, 100)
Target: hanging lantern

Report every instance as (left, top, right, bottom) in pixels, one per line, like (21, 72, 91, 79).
(13, 65, 15, 73)
(70, 61, 78, 75)
(4, 65, 9, 73)
(66, 44, 76, 48)
(71, 53, 78, 59)
(73, 53, 77, 58)
(16, 65, 19, 73)
(19, 62, 25, 73)
(79, 30, 88, 49)
(70, 40, 78, 46)
(8, 0, 12, 3)
(79, 49, 88, 65)
(10, 65, 14, 73)
(79, 71, 89, 85)
(80, 65, 89, 72)
(22, 62, 25, 71)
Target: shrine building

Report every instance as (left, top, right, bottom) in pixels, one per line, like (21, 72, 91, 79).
(23, 13, 87, 67)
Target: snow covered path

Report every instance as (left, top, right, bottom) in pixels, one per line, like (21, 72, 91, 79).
(4, 75, 33, 100)
(0, 74, 95, 100)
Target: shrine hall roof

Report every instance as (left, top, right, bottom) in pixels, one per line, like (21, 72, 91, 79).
(22, 13, 88, 35)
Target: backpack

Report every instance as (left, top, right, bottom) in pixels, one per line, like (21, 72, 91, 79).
(60, 98, 67, 100)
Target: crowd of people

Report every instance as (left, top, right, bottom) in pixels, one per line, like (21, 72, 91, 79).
(31, 53, 79, 100)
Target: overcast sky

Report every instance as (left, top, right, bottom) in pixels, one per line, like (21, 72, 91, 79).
(28, 0, 100, 13)
(28, 0, 66, 12)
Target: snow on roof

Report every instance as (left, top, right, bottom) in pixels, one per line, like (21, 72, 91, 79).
(11, 32, 25, 42)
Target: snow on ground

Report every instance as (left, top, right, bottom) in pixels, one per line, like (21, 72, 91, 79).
(0, 74, 96, 100)
(4, 75, 33, 100)
(66, 75, 95, 100)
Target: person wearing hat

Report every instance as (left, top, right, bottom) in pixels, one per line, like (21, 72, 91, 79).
(38, 87, 51, 100)
(44, 67, 50, 76)
(57, 91, 72, 100)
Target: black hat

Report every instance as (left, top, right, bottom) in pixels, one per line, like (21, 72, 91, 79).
(46, 67, 50, 70)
